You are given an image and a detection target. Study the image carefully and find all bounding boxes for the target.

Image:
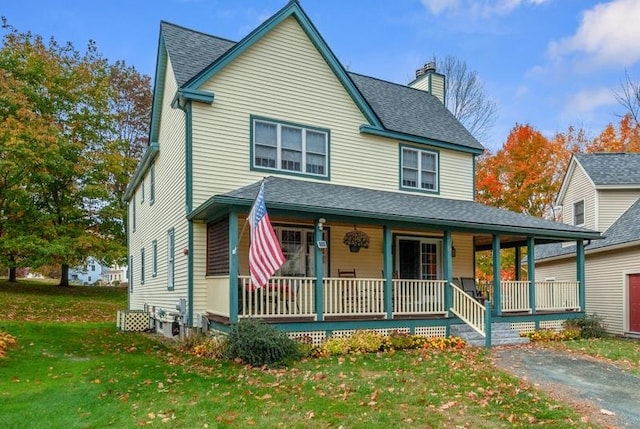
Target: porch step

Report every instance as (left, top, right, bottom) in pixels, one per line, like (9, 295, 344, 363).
(450, 322, 529, 347)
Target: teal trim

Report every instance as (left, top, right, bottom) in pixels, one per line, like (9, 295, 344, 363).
(129, 255, 134, 294)
(399, 144, 440, 194)
(149, 33, 167, 146)
(167, 227, 175, 291)
(314, 219, 324, 321)
(383, 225, 393, 319)
(229, 210, 239, 323)
(249, 115, 330, 180)
(360, 125, 484, 156)
(492, 235, 502, 316)
(185, 2, 381, 128)
(484, 300, 492, 348)
(172, 88, 215, 107)
(140, 247, 145, 284)
(187, 220, 194, 326)
(443, 231, 452, 315)
(267, 317, 453, 334)
(577, 239, 585, 311)
(185, 102, 193, 214)
(527, 237, 536, 312)
(472, 154, 477, 200)
(123, 142, 160, 202)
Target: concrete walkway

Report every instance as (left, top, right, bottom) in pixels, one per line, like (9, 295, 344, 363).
(491, 346, 640, 428)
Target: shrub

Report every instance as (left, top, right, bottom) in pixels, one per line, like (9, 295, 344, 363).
(521, 327, 581, 342)
(564, 314, 607, 339)
(224, 318, 300, 366)
(0, 331, 17, 358)
(177, 332, 227, 359)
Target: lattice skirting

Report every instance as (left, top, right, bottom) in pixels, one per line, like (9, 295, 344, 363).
(283, 326, 446, 345)
(116, 310, 151, 332)
(539, 319, 567, 332)
(510, 321, 536, 334)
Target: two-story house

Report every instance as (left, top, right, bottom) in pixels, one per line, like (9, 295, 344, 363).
(534, 153, 640, 336)
(123, 1, 601, 344)
(68, 256, 105, 286)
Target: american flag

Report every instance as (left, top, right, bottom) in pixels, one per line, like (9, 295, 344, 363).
(248, 182, 286, 288)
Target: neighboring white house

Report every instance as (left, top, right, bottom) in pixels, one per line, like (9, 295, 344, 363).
(535, 153, 640, 336)
(69, 257, 128, 286)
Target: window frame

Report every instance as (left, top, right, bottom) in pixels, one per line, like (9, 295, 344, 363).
(167, 228, 175, 290)
(399, 145, 439, 193)
(149, 163, 155, 205)
(132, 194, 136, 232)
(140, 247, 145, 285)
(250, 116, 330, 179)
(573, 200, 585, 226)
(152, 239, 158, 277)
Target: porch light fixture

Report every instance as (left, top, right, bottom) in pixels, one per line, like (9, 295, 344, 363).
(317, 218, 326, 231)
(452, 244, 456, 258)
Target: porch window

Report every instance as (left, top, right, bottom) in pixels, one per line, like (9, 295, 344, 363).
(400, 146, 438, 192)
(252, 117, 329, 178)
(275, 226, 328, 276)
(573, 200, 584, 226)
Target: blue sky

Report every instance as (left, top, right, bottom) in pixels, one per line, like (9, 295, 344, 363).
(3, 0, 640, 151)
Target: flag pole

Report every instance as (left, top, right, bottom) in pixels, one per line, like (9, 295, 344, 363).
(232, 179, 263, 255)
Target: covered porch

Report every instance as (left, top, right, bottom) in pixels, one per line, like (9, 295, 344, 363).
(191, 177, 600, 345)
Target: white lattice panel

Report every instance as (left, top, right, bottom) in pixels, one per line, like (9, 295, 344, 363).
(288, 330, 326, 345)
(330, 329, 357, 339)
(539, 320, 566, 331)
(510, 321, 536, 334)
(116, 310, 151, 332)
(414, 326, 447, 337)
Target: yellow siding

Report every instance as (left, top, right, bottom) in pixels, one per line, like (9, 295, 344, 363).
(191, 16, 474, 207)
(561, 164, 596, 230)
(451, 235, 475, 278)
(129, 57, 189, 312)
(597, 190, 640, 231)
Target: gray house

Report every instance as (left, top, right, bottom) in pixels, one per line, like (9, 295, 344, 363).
(535, 153, 640, 336)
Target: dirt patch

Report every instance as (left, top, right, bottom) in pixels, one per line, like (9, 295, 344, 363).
(491, 344, 638, 428)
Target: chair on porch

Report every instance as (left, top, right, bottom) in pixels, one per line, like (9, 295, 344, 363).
(460, 277, 485, 303)
(338, 269, 356, 277)
(338, 269, 358, 312)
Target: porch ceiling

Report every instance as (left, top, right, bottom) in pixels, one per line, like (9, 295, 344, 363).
(189, 177, 602, 243)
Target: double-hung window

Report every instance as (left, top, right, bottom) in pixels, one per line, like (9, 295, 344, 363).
(573, 200, 585, 226)
(252, 117, 328, 177)
(401, 146, 438, 192)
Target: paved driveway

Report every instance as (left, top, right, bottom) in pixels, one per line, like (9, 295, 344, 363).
(491, 346, 640, 428)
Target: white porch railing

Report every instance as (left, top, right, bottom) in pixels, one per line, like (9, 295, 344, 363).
(323, 278, 385, 316)
(392, 279, 447, 315)
(536, 281, 580, 311)
(450, 283, 485, 336)
(238, 276, 316, 318)
(500, 281, 531, 313)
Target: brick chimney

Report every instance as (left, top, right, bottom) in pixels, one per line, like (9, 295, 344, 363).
(409, 61, 445, 105)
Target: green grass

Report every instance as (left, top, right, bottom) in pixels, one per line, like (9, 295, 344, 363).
(548, 337, 640, 373)
(0, 280, 606, 428)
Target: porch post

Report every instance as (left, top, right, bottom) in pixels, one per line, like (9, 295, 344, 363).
(443, 230, 453, 315)
(577, 239, 585, 311)
(383, 225, 393, 319)
(314, 219, 324, 321)
(514, 246, 522, 280)
(527, 237, 536, 313)
(229, 209, 239, 323)
(492, 235, 502, 316)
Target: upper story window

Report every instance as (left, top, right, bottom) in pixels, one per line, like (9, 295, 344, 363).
(401, 146, 438, 192)
(252, 117, 329, 178)
(573, 200, 585, 226)
(149, 163, 156, 205)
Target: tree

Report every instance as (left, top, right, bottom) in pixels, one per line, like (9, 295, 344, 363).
(586, 114, 640, 153)
(615, 70, 640, 127)
(430, 55, 497, 144)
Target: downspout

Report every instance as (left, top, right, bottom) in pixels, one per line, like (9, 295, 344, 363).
(314, 218, 324, 321)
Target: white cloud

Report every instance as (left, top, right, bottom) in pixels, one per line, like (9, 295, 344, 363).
(515, 86, 529, 97)
(562, 88, 617, 119)
(420, 0, 550, 17)
(548, 0, 640, 68)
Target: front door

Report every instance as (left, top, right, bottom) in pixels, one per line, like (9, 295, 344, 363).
(397, 238, 441, 280)
(629, 274, 640, 333)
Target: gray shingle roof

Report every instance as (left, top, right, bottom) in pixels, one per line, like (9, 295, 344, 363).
(159, 19, 483, 152)
(348, 73, 483, 151)
(194, 177, 601, 240)
(535, 197, 640, 260)
(160, 21, 235, 88)
(575, 153, 640, 186)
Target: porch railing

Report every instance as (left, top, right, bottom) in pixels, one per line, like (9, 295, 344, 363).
(392, 279, 447, 315)
(536, 281, 580, 311)
(500, 281, 531, 312)
(238, 276, 316, 318)
(450, 283, 485, 336)
(324, 278, 385, 316)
